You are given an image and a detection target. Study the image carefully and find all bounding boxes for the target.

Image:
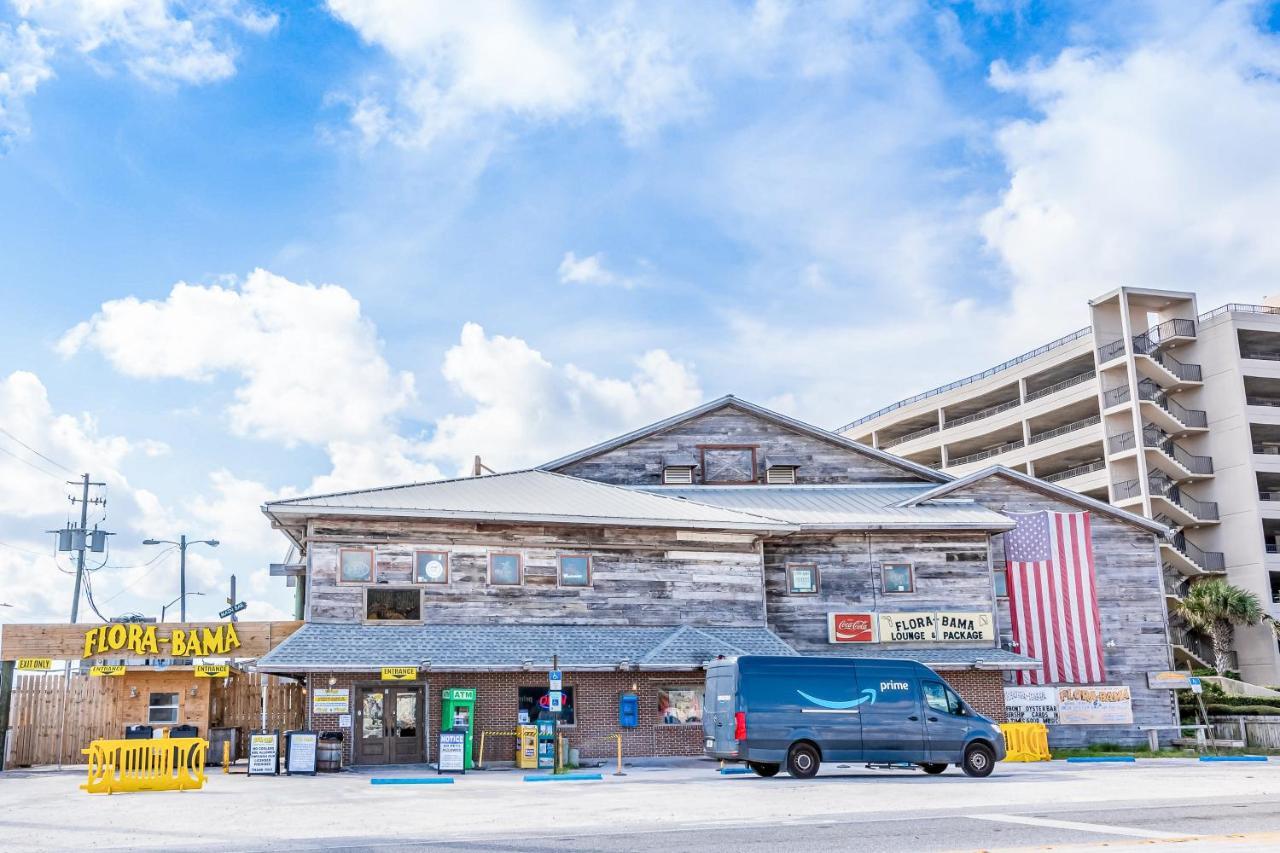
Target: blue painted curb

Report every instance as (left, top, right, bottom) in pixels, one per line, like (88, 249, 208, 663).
(1200, 755, 1268, 762)
(719, 767, 752, 775)
(370, 777, 455, 785)
(1066, 756, 1136, 763)
(524, 773, 603, 782)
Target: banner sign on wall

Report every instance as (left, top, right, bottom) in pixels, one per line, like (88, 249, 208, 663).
(827, 612, 877, 643)
(878, 612, 936, 642)
(936, 612, 995, 642)
(17, 658, 52, 671)
(381, 666, 416, 681)
(1147, 671, 1197, 690)
(1003, 686, 1060, 724)
(1056, 686, 1133, 725)
(312, 688, 350, 714)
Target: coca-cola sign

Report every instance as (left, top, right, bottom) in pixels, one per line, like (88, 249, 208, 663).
(827, 612, 876, 643)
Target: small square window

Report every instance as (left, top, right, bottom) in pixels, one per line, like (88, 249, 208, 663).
(148, 692, 179, 724)
(786, 563, 819, 594)
(365, 587, 422, 621)
(994, 567, 1009, 598)
(559, 555, 591, 587)
(339, 548, 374, 583)
(701, 446, 757, 484)
(518, 686, 575, 725)
(415, 551, 449, 584)
(489, 553, 522, 586)
(658, 687, 703, 725)
(882, 563, 914, 593)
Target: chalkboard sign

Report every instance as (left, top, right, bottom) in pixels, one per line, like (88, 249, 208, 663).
(285, 730, 318, 776)
(438, 730, 467, 774)
(247, 731, 279, 776)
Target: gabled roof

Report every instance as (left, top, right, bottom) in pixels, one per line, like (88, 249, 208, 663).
(263, 469, 793, 532)
(539, 395, 950, 483)
(635, 484, 1014, 531)
(893, 465, 1169, 535)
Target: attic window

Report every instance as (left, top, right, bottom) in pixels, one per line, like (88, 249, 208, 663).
(661, 452, 698, 485)
(764, 456, 800, 485)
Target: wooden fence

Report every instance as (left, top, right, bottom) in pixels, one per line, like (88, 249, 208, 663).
(8, 672, 115, 767)
(1210, 715, 1280, 749)
(210, 675, 304, 734)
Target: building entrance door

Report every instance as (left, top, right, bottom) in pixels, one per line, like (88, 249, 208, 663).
(355, 685, 426, 765)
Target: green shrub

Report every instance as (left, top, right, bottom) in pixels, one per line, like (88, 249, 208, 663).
(1204, 703, 1280, 716)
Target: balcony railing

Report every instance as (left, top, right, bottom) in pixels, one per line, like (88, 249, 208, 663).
(1254, 444, 1280, 455)
(1146, 317, 1197, 345)
(1261, 491, 1280, 502)
(1164, 573, 1191, 599)
(1102, 385, 1131, 407)
(1024, 370, 1097, 403)
(1151, 475, 1219, 520)
(1169, 531, 1226, 571)
(1135, 343, 1202, 383)
(880, 422, 940, 449)
(1137, 380, 1208, 429)
(1028, 414, 1101, 445)
(1112, 425, 1212, 475)
(943, 398, 1020, 430)
(1042, 459, 1106, 484)
(1200, 303, 1280, 322)
(1112, 477, 1143, 502)
(1097, 338, 1126, 363)
(949, 439, 1025, 467)
(1241, 351, 1280, 362)
(1247, 396, 1280, 408)
(1170, 626, 1232, 671)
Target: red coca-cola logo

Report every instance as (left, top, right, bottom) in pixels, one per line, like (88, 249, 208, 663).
(831, 613, 874, 643)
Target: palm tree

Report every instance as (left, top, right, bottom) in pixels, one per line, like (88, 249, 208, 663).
(1174, 579, 1277, 677)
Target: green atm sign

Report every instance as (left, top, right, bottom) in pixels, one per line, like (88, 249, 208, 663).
(442, 688, 476, 701)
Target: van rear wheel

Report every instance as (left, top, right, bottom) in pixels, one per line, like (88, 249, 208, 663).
(749, 762, 780, 777)
(919, 763, 947, 775)
(962, 744, 995, 778)
(786, 743, 820, 779)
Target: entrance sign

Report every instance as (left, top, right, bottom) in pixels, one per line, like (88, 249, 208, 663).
(81, 623, 241, 658)
(438, 730, 467, 773)
(17, 658, 52, 671)
(1056, 686, 1133, 725)
(380, 666, 416, 681)
(194, 663, 230, 678)
(878, 612, 936, 642)
(285, 731, 318, 776)
(248, 731, 279, 776)
(1147, 671, 1197, 690)
(936, 612, 994, 642)
(827, 613, 876, 643)
(89, 665, 126, 677)
(312, 688, 350, 714)
(1003, 686, 1059, 724)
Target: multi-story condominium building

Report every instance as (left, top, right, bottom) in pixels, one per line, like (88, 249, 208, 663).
(841, 288, 1280, 685)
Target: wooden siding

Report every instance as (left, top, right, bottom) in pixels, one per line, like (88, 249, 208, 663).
(948, 476, 1178, 746)
(305, 518, 765, 627)
(764, 532, 994, 654)
(552, 406, 926, 485)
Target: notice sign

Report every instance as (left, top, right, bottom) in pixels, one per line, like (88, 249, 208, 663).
(936, 612, 994, 642)
(194, 663, 230, 678)
(878, 612, 936, 642)
(248, 732, 279, 776)
(1057, 686, 1133, 725)
(89, 665, 126, 677)
(312, 688, 350, 714)
(1003, 685, 1059, 724)
(17, 658, 52, 671)
(285, 731, 318, 776)
(1147, 671, 1196, 690)
(438, 730, 466, 773)
(828, 612, 877, 643)
(381, 666, 416, 681)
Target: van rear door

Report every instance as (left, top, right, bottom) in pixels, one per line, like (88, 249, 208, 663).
(854, 662, 926, 763)
(705, 664, 738, 755)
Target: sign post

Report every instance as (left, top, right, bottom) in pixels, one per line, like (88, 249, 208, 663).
(248, 731, 280, 776)
(438, 729, 467, 774)
(218, 602, 248, 619)
(284, 730, 318, 776)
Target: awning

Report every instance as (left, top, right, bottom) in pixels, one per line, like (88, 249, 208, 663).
(822, 646, 1039, 671)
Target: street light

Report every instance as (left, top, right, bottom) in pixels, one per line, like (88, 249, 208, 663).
(160, 592, 204, 622)
(142, 535, 219, 622)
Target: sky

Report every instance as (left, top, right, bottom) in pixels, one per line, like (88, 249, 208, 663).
(2, 0, 1280, 626)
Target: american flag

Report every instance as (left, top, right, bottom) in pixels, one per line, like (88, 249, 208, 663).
(1005, 510, 1106, 685)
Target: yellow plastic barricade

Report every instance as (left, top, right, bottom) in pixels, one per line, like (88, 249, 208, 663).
(1000, 722, 1052, 762)
(81, 737, 209, 794)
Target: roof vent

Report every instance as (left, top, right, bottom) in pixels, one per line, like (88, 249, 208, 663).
(764, 456, 800, 485)
(663, 466, 695, 485)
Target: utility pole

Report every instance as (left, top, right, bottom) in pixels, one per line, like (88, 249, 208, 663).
(229, 574, 238, 623)
(67, 473, 106, 623)
(143, 534, 218, 622)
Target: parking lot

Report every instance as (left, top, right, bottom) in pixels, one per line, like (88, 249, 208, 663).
(4, 757, 1280, 851)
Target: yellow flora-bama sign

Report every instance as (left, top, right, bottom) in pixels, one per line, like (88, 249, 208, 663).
(90, 665, 126, 677)
(81, 623, 240, 658)
(381, 666, 417, 681)
(194, 664, 230, 678)
(17, 658, 52, 671)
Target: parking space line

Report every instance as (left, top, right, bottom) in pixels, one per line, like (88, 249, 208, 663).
(967, 813, 1191, 840)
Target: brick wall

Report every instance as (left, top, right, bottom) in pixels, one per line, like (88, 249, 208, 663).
(940, 670, 1006, 722)
(307, 670, 706, 766)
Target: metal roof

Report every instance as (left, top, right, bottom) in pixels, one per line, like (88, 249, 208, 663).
(635, 484, 1015, 531)
(540, 395, 951, 483)
(254, 623, 797, 673)
(263, 469, 793, 531)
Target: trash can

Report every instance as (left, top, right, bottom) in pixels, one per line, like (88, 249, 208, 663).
(208, 727, 238, 765)
(317, 732, 343, 773)
(124, 724, 153, 740)
(170, 724, 199, 739)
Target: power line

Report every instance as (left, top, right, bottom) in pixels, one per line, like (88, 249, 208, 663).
(0, 426, 76, 474)
(97, 548, 177, 605)
(102, 544, 178, 571)
(0, 539, 49, 557)
(0, 443, 65, 481)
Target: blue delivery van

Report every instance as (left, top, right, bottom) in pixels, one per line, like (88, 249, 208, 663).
(704, 655, 1005, 778)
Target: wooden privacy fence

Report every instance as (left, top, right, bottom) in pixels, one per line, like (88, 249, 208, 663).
(9, 673, 115, 767)
(1210, 715, 1280, 749)
(209, 675, 304, 733)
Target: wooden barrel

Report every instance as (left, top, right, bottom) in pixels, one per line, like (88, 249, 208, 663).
(317, 741, 342, 772)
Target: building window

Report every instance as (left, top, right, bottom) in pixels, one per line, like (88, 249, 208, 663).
(489, 553, 522, 586)
(994, 566, 1009, 598)
(415, 550, 449, 584)
(148, 692, 179, 724)
(365, 587, 422, 621)
(559, 555, 591, 587)
(658, 687, 703, 725)
(518, 686, 575, 725)
(786, 563, 819, 594)
(700, 446, 757, 484)
(339, 548, 374, 584)
(882, 563, 914, 593)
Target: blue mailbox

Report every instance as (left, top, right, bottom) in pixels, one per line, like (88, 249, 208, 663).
(618, 692, 639, 728)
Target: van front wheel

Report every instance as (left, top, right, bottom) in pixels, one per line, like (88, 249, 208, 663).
(787, 743, 820, 779)
(749, 762, 780, 777)
(962, 744, 995, 778)
(919, 763, 947, 775)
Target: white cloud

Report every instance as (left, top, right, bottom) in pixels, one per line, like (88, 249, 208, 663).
(557, 250, 632, 288)
(983, 1, 1280, 329)
(0, 21, 53, 146)
(59, 268, 417, 447)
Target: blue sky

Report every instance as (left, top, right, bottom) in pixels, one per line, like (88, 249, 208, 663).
(2, 0, 1280, 624)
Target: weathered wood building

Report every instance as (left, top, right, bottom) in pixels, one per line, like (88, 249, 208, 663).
(257, 396, 1177, 763)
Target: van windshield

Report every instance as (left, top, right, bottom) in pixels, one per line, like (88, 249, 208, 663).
(923, 682, 965, 716)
